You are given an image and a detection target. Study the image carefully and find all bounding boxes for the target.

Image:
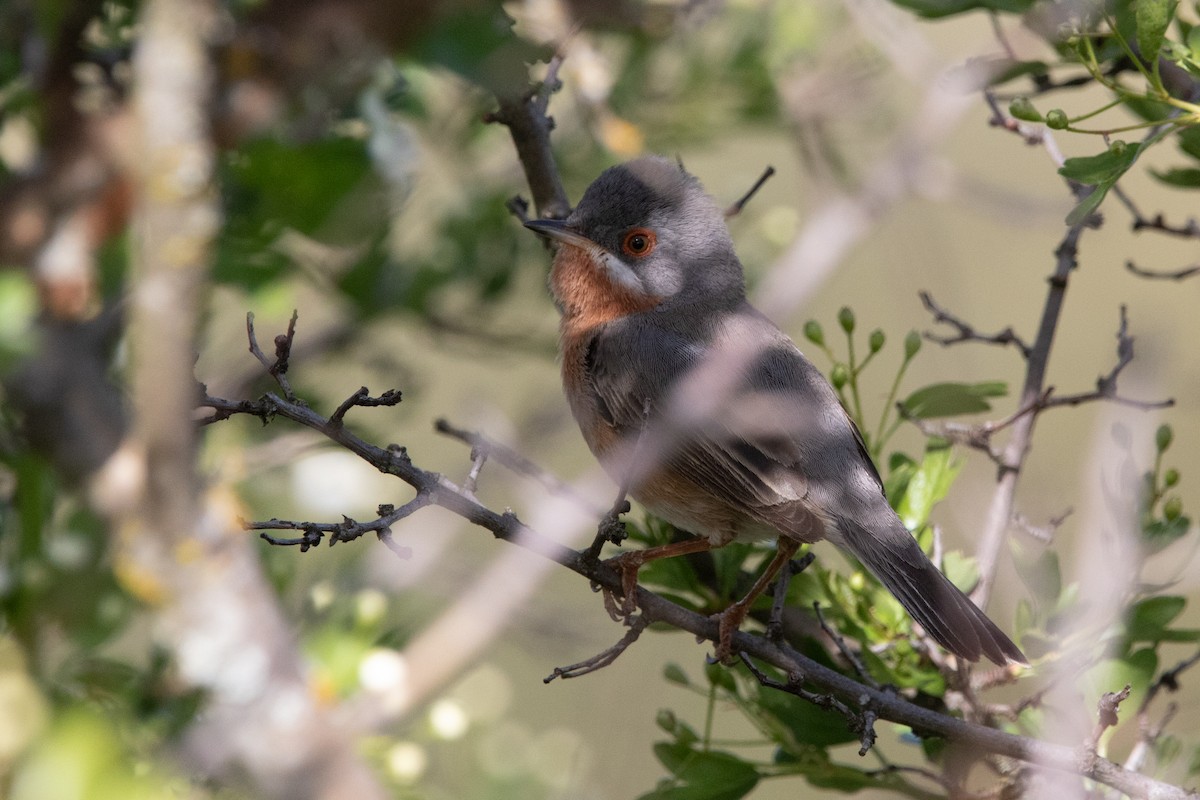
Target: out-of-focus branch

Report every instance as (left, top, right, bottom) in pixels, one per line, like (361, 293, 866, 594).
(112, 2, 389, 797)
(1125, 259, 1200, 280)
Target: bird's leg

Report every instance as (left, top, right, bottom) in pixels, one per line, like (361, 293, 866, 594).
(767, 550, 816, 642)
(605, 537, 717, 619)
(712, 538, 801, 663)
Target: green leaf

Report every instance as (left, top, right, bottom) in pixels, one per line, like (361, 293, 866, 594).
(1135, 0, 1177, 60)
(1151, 167, 1200, 187)
(1189, 743, 1200, 776)
(1060, 128, 1173, 224)
(1127, 596, 1186, 641)
(896, 442, 962, 530)
(1012, 544, 1062, 603)
(1143, 515, 1190, 553)
(887, 0, 1034, 19)
(1179, 126, 1200, 160)
(642, 743, 759, 800)
(883, 452, 917, 511)
(1087, 647, 1157, 707)
(1059, 145, 1140, 185)
(989, 60, 1049, 87)
(941, 550, 981, 593)
(901, 381, 1007, 419)
(756, 689, 861, 748)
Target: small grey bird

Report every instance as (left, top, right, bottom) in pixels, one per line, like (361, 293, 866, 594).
(526, 156, 1026, 666)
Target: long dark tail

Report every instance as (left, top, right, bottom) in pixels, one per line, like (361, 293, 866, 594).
(835, 514, 1027, 666)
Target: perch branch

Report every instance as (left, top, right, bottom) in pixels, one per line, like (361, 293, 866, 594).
(199, 318, 1197, 800)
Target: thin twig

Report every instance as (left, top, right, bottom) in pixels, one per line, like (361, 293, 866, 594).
(767, 553, 815, 642)
(330, 387, 403, 427)
(1087, 684, 1132, 752)
(1111, 185, 1200, 239)
(544, 615, 649, 681)
(724, 165, 776, 218)
(813, 601, 879, 689)
(246, 310, 298, 401)
(245, 495, 428, 555)
(920, 290, 1031, 357)
(434, 418, 605, 516)
(1125, 260, 1200, 280)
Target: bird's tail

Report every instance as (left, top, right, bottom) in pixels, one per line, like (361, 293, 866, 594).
(833, 513, 1027, 666)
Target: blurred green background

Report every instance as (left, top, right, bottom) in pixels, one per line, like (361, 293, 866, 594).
(2, 0, 1200, 797)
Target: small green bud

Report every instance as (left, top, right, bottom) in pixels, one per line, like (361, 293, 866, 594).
(903, 330, 922, 360)
(830, 363, 849, 390)
(803, 320, 825, 347)
(1045, 109, 1069, 130)
(1164, 496, 1183, 522)
(656, 709, 677, 732)
(1109, 139, 1128, 155)
(1164, 468, 1180, 488)
(662, 663, 689, 685)
(837, 306, 855, 334)
(1009, 97, 1043, 122)
(868, 329, 885, 353)
(1156, 424, 1173, 453)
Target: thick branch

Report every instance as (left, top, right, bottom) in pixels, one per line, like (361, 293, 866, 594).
(972, 223, 1083, 609)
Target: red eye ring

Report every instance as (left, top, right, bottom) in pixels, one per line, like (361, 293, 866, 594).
(621, 228, 656, 258)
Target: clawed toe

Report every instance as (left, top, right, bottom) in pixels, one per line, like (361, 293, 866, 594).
(602, 551, 644, 620)
(710, 602, 750, 663)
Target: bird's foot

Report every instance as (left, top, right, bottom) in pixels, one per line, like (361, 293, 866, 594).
(601, 550, 645, 621)
(709, 602, 751, 664)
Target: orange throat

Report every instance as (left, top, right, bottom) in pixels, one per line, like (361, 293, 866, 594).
(550, 245, 660, 333)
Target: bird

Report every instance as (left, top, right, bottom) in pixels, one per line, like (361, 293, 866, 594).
(524, 155, 1027, 666)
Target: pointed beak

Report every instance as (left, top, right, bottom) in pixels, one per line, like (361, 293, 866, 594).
(524, 218, 596, 250)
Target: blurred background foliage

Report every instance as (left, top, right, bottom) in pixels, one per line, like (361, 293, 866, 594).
(0, 0, 1199, 798)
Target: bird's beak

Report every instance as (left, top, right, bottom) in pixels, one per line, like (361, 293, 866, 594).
(524, 218, 596, 250)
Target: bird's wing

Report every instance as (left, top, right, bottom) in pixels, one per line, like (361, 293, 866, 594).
(585, 312, 880, 530)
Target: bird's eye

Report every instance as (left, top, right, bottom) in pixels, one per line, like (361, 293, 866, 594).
(621, 228, 656, 258)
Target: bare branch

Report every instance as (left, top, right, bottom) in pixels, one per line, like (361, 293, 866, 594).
(972, 222, 1084, 609)
(813, 601, 878, 689)
(246, 311, 298, 401)
(330, 386, 403, 427)
(1088, 684, 1132, 752)
(489, 54, 571, 220)
(1125, 259, 1200, 281)
(434, 418, 605, 516)
(920, 291, 1031, 357)
(1111, 185, 1200, 239)
(245, 496, 427, 554)
(544, 615, 650, 681)
(1039, 305, 1174, 412)
(724, 165, 776, 218)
